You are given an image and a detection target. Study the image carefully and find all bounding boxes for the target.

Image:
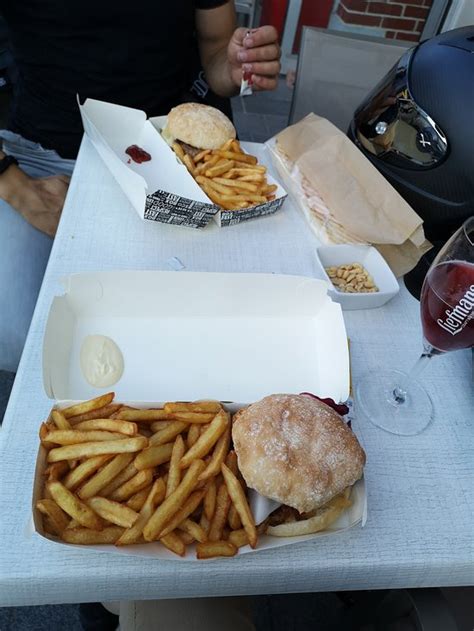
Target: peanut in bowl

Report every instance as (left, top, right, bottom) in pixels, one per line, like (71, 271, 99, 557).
(315, 244, 399, 310)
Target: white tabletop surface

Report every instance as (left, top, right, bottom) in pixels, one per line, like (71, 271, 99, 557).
(0, 138, 472, 607)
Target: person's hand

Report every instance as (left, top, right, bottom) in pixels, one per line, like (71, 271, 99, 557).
(227, 25, 281, 91)
(0, 166, 70, 236)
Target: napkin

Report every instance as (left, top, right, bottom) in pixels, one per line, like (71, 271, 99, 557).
(268, 113, 432, 277)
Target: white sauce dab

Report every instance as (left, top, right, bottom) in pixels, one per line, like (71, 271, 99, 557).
(80, 335, 124, 388)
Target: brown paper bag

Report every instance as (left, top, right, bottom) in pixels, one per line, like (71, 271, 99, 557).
(270, 113, 432, 276)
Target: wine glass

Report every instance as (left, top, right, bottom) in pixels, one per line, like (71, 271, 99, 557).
(356, 216, 474, 435)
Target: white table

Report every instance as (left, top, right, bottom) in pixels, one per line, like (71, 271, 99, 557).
(0, 138, 472, 606)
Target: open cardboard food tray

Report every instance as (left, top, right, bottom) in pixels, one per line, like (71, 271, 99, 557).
(34, 271, 367, 560)
(79, 99, 287, 228)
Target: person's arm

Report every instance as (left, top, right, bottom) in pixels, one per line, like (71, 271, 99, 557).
(0, 150, 70, 236)
(195, 1, 280, 97)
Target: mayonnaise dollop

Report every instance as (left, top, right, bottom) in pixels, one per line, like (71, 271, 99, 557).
(80, 335, 124, 388)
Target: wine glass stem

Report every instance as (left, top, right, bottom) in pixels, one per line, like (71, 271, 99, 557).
(392, 352, 433, 404)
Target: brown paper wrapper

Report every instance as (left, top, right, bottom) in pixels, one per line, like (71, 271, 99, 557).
(270, 113, 432, 276)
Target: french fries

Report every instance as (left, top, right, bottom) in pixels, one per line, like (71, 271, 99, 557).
(228, 528, 250, 548)
(126, 485, 154, 512)
(198, 423, 230, 481)
(51, 410, 71, 430)
(109, 469, 154, 502)
(172, 141, 185, 162)
(228, 505, 242, 531)
(170, 412, 215, 424)
(116, 409, 170, 422)
(187, 424, 201, 448)
(63, 455, 112, 491)
(150, 420, 173, 433)
(221, 463, 257, 548)
(116, 478, 165, 546)
(74, 419, 137, 435)
(216, 150, 257, 164)
(196, 541, 237, 559)
(36, 499, 70, 535)
(38, 398, 255, 557)
(45, 461, 70, 482)
(158, 489, 206, 538)
(170, 141, 276, 211)
(204, 478, 217, 521)
(134, 442, 174, 470)
(179, 410, 228, 469)
(143, 459, 205, 541)
(62, 526, 124, 545)
(36, 395, 352, 558)
(47, 436, 147, 463)
(61, 393, 115, 419)
(160, 532, 186, 557)
(150, 421, 188, 446)
(166, 435, 185, 497)
(178, 519, 207, 543)
(45, 429, 126, 444)
(47, 481, 103, 530)
(208, 481, 232, 542)
(164, 402, 221, 414)
(68, 403, 122, 424)
(86, 497, 139, 528)
(98, 462, 138, 498)
(77, 454, 135, 499)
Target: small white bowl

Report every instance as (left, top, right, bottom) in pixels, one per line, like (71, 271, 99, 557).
(315, 244, 399, 310)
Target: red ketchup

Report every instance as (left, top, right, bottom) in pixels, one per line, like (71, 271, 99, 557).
(242, 70, 253, 85)
(125, 145, 152, 164)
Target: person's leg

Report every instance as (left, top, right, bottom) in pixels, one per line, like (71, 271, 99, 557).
(0, 201, 52, 371)
(119, 596, 255, 631)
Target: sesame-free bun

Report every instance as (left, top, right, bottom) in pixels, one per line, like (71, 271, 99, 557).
(165, 102, 236, 150)
(232, 394, 366, 514)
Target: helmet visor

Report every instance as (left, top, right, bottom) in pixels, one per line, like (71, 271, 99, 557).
(352, 49, 448, 169)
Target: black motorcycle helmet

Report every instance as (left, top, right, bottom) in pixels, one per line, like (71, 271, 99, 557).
(348, 27, 474, 295)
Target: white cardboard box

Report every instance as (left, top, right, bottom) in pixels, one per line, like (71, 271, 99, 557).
(79, 99, 287, 229)
(34, 271, 366, 560)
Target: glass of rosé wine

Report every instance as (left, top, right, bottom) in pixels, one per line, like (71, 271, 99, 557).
(356, 216, 474, 435)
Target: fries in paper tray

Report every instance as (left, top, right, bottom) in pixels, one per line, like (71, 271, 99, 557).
(32, 271, 366, 560)
(79, 99, 287, 229)
(34, 395, 366, 560)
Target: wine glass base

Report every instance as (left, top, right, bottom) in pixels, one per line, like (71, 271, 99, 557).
(355, 369, 434, 436)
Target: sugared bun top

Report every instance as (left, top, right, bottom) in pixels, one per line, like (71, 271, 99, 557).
(232, 394, 366, 513)
(164, 102, 236, 150)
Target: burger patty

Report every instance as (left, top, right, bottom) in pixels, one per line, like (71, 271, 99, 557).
(176, 140, 201, 159)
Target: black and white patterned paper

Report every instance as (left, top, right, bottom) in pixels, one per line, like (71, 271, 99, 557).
(144, 190, 218, 229)
(219, 195, 287, 227)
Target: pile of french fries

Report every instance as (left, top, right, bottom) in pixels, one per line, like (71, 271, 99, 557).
(172, 139, 277, 211)
(36, 393, 257, 559)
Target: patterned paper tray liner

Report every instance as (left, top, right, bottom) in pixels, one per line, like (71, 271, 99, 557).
(144, 189, 287, 229)
(144, 191, 219, 228)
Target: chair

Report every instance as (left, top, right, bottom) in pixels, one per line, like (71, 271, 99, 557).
(290, 28, 408, 132)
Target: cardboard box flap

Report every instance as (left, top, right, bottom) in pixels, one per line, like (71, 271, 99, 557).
(43, 271, 349, 403)
(79, 98, 211, 216)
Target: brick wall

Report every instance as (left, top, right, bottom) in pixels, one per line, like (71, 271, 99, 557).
(335, 0, 433, 42)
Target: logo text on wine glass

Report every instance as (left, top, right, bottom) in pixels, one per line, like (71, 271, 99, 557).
(437, 284, 474, 336)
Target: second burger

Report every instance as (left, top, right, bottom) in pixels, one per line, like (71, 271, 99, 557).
(162, 102, 278, 211)
(232, 393, 366, 537)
